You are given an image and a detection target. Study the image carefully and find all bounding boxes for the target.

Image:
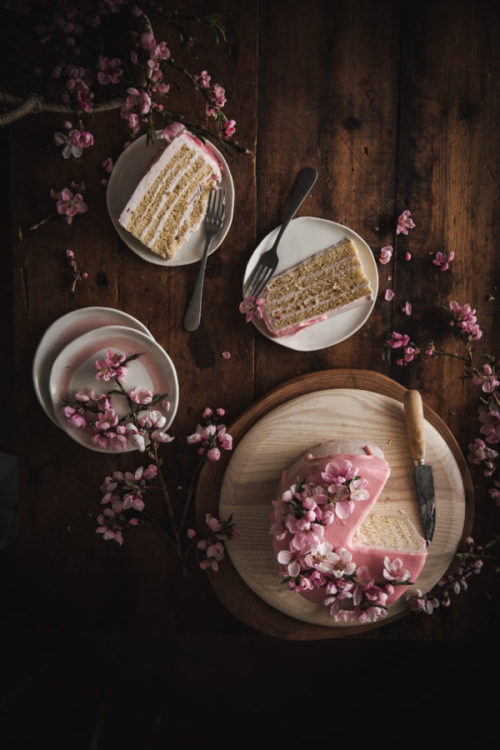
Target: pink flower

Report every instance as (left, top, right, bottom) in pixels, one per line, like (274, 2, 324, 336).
(130, 387, 153, 405)
(239, 295, 265, 322)
(207, 446, 221, 462)
(206, 514, 222, 533)
(396, 209, 416, 235)
(198, 70, 211, 88)
(387, 331, 410, 349)
(403, 251, 412, 261)
(396, 345, 419, 366)
(221, 350, 231, 359)
(222, 119, 236, 138)
(402, 301, 412, 316)
(383, 556, 411, 583)
(95, 348, 127, 383)
(433, 250, 455, 271)
(379, 246, 393, 265)
(472, 364, 499, 393)
(213, 84, 226, 108)
(50, 187, 88, 224)
(425, 342, 436, 356)
(102, 157, 114, 173)
(384, 289, 395, 301)
(449, 301, 483, 341)
(161, 122, 185, 143)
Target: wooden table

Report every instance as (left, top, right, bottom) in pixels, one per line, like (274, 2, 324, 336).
(3, 0, 499, 738)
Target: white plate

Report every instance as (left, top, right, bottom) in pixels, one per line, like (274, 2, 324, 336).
(33, 307, 154, 426)
(49, 325, 179, 453)
(242, 217, 379, 352)
(106, 131, 235, 267)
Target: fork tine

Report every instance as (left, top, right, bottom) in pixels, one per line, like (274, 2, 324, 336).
(251, 269, 273, 298)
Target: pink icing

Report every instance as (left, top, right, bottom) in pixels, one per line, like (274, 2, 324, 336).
(272, 450, 427, 608)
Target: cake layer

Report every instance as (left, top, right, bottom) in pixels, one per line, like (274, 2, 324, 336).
(119, 132, 222, 259)
(261, 238, 373, 337)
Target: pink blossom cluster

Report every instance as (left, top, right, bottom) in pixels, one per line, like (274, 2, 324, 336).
(269, 467, 410, 622)
(467, 438, 498, 477)
(65, 248, 88, 292)
(50, 186, 88, 224)
(127, 408, 174, 453)
(137, 31, 171, 94)
(62, 389, 128, 450)
(407, 537, 484, 614)
(120, 86, 152, 133)
(57, 63, 95, 113)
(449, 301, 483, 341)
(95, 348, 128, 383)
(433, 250, 455, 272)
(478, 393, 500, 445)
(472, 363, 499, 393)
(96, 464, 158, 545)
(200, 73, 236, 137)
(378, 245, 393, 265)
(396, 209, 416, 235)
(386, 332, 420, 366)
(186, 407, 233, 461)
(239, 295, 265, 323)
(187, 513, 240, 572)
(54, 122, 94, 159)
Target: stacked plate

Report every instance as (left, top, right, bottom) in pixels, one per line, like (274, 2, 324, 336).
(33, 307, 179, 453)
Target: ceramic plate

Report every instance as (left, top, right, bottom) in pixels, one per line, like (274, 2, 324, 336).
(49, 325, 179, 453)
(242, 217, 379, 352)
(33, 307, 154, 426)
(106, 131, 235, 267)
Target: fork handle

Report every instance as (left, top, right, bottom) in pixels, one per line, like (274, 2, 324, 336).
(274, 167, 318, 248)
(183, 234, 212, 331)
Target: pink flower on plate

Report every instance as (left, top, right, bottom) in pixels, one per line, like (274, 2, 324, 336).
(321, 458, 356, 486)
(130, 387, 153, 405)
(239, 295, 265, 322)
(50, 187, 88, 224)
(277, 548, 302, 578)
(379, 246, 393, 265)
(433, 250, 455, 271)
(396, 209, 416, 235)
(95, 349, 128, 383)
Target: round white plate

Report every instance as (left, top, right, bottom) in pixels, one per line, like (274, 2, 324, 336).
(33, 307, 154, 426)
(49, 325, 179, 453)
(242, 217, 379, 352)
(106, 131, 235, 267)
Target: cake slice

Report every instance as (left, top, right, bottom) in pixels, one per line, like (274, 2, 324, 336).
(119, 132, 222, 259)
(270, 441, 428, 622)
(261, 238, 374, 337)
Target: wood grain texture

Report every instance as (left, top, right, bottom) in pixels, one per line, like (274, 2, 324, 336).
(196, 370, 474, 638)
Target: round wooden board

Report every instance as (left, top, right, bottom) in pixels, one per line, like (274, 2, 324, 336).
(195, 370, 474, 639)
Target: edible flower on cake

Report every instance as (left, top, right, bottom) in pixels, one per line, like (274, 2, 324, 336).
(270, 440, 428, 623)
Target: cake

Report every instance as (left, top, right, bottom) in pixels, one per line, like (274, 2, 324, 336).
(270, 440, 427, 623)
(260, 238, 374, 337)
(119, 131, 222, 259)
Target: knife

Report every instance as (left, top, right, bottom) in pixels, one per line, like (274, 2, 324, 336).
(403, 390, 436, 545)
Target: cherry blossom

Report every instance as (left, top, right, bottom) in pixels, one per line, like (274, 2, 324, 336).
(472, 363, 499, 393)
(95, 349, 128, 383)
(396, 209, 416, 235)
(384, 288, 395, 301)
(449, 301, 483, 341)
(379, 245, 393, 265)
(239, 295, 265, 322)
(387, 331, 410, 349)
(433, 250, 455, 271)
(50, 187, 88, 224)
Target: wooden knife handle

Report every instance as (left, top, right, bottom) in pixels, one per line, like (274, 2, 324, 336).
(404, 389, 426, 463)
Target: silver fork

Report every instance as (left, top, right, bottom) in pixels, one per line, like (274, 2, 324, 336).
(183, 187, 226, 331)
(243, 167, 318, 299)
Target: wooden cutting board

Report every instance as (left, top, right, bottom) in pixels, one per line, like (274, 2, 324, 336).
(195, 370, 474, 639)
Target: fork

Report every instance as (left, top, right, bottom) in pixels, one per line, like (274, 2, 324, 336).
(183, 186, 226, 331)
(243, 167, 318, 299)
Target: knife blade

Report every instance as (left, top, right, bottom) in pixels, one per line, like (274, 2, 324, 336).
(403, 390, 436, 545)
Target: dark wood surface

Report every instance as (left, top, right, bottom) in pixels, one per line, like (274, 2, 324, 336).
(2, 0, 499, 741)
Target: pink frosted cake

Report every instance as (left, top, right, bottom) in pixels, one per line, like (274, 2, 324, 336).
(119, 131, 222, 259)
(270, 440, 427, 623)
(261, 238, 373, 337)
